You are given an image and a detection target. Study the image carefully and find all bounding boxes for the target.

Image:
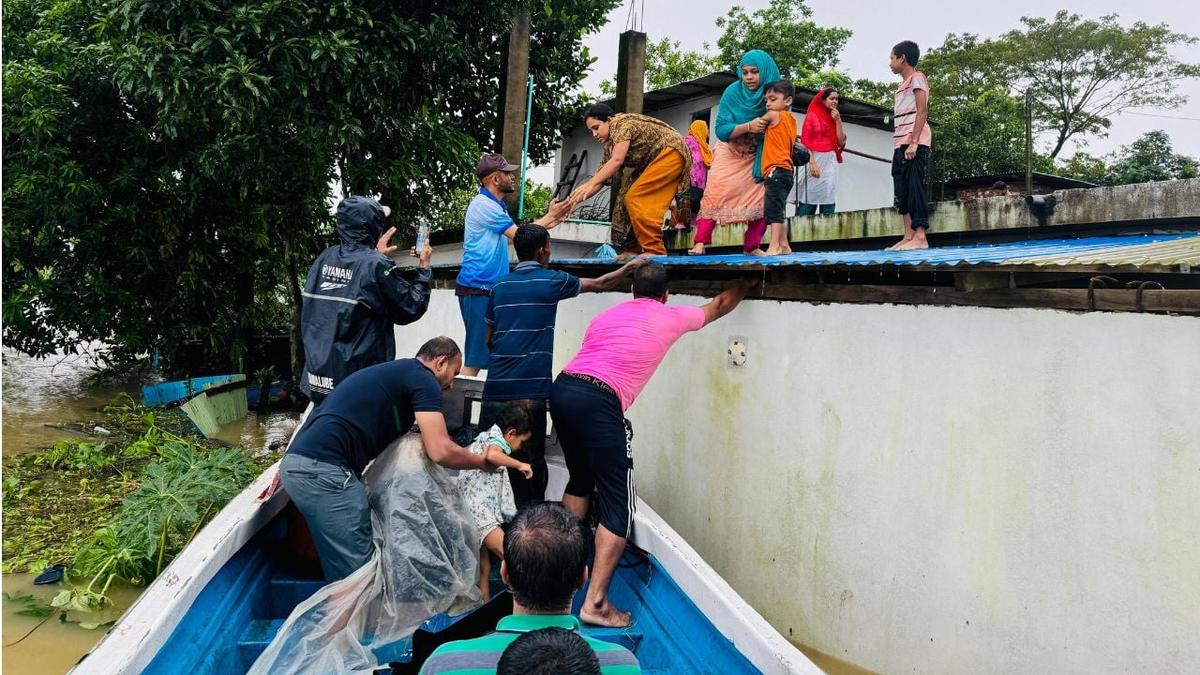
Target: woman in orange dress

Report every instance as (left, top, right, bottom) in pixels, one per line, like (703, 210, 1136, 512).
(567, 104, 691, 257)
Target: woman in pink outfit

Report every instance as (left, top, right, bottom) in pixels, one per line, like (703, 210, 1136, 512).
(689, 49, 781, 256)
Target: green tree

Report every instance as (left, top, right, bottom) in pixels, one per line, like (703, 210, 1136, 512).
(1057, 152, 1111, 185)
(598, 5, 881, 110)
(1008, 12, 1200, 158)
(1106, 130, 1199, 185)
(714, 0, 852, 81)
(924, 13, 1200, 159)
(599, 38, 720, 98)
(430, 180, 554, 231)
(927, 90, 1035, 184)
(921, 36, 1034, 182)
(3, 0, 617, 370)
(794, 70, 893, 107)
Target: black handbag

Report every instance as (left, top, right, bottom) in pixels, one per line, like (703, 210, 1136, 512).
(791, 140, 810, 167)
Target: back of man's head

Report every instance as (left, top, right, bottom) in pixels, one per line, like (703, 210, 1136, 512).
(497, 628, 601, 675)
(415, 336, 461, 361)
(335, 195, 389, 245)
(514, 224, 550, 262)
(631, 262, 669, 299)
(503, 504, 588, 612)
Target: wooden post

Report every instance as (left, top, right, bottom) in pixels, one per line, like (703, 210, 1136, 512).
(499, 9, 531, 216)
(610, 30, 647, 244)
(615, 31, 647, 114)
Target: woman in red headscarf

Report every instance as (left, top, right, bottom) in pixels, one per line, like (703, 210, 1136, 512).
(797, 88, 846, 217)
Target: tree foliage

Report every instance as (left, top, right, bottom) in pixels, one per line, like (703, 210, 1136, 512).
(430, 181, 553, 232)
(598, 4, 884, 108)
(3, 0, 617, 367)
(599, 38, 719, 97)
(714, 0, 852, 81)
(928, 90, 1043, 184)
(1060, 131, 1199, 186)
(923, 13, 1200, 159)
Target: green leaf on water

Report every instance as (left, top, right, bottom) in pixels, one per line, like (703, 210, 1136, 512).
(3, 592, 54, 618)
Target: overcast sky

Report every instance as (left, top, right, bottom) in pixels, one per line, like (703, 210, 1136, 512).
(531, 0, 1200, 183)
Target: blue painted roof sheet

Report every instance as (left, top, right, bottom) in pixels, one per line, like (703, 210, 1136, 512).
(553, 233, 1200, 269)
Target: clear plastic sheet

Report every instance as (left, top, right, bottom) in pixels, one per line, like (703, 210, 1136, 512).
(248, 433, 481, 674)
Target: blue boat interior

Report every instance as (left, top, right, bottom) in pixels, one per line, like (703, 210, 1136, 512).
(141, 509, 759, 674)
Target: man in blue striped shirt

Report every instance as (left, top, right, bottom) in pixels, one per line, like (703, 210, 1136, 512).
(483, 226, 643, 505)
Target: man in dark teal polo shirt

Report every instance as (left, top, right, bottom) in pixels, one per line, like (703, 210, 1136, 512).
(482, 226, 643, 506)
(419, 504, 641, 674)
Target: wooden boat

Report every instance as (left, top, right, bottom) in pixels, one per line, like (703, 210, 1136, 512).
(141, 375, 245, 408)
(71, 378, 818, 674)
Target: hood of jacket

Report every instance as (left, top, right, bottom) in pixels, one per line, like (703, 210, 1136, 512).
(336, 196, 388, 246)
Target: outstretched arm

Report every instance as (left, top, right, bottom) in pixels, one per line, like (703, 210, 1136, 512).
(700, 279, 757, 327)
(567, 141, 630, 208)
(415, 411, 491, 470)
(579, 256, 647, 293)
(482, 444, 533, 478)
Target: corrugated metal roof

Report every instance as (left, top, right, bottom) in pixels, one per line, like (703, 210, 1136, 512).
(1004, 235, 1200, 267)
(554, 233, 1200, 270)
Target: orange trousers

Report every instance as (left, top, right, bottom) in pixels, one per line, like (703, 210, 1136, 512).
(623, 148, 686, 255)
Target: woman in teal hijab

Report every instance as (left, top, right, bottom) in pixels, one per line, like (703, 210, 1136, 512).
(691, 50, 783, 255)
(713, 49, 782, 142)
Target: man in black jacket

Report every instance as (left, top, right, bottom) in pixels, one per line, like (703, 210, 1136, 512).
(300, 196, 432, 405)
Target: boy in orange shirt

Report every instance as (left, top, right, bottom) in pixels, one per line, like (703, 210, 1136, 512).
(759, 80, 797, 256)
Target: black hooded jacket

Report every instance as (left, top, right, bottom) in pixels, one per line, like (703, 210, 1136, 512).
(300, 196, 431, 403)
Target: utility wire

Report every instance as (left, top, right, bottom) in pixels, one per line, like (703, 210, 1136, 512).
(1120, 111, 1200, 122)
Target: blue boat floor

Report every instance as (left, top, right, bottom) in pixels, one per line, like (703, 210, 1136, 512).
(236, 575, 646, 667)
(144, 513, 761, 674)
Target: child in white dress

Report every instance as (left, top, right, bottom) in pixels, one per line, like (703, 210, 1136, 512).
(456, 403, 533, 598)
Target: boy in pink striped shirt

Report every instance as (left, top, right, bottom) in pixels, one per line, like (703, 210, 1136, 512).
(887, 40, 932, 251)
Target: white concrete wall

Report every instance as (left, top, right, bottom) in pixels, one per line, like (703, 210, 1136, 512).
(555, 96, 895, 217)
(399, 289, 1200, 673)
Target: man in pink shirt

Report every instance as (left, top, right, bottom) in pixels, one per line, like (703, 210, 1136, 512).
(549, 263, 755, 627)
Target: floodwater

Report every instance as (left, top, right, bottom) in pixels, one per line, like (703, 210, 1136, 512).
(2, 347, 299, 674)
(793, 639, 878, 675)
(1, 348, 139, 457)
(1, 573, 145, 673)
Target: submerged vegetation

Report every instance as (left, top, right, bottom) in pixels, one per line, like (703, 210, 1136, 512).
(2, 395, 281, 614)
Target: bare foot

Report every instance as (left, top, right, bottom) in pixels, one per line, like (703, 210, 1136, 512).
(763, 246, 782, 256)
(885, 237, 911, 251)
(745, 248, 766, 256)
(580, 601, 632, 628)
(893, 238, 928, 250)
(689, 243, 706, 255)
(780, 245, 793, 255)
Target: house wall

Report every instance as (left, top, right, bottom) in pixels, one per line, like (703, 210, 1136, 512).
(554, 95, 895, 217)
(398, 290, 1200, 673)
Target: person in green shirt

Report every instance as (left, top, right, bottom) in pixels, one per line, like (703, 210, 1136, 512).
(419, 504, 641, 674)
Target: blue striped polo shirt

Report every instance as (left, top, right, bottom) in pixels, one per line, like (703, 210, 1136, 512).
(483, 261, 581, 401)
